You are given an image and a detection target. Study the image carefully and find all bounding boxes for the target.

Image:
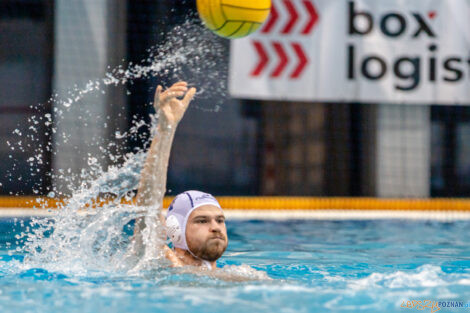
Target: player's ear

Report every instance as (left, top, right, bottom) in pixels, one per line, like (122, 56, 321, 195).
(166, 215, 183, 246)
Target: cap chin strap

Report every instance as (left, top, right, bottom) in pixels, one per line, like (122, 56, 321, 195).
(201, 260, 212, 270)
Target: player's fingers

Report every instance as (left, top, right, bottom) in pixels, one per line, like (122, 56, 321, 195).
(154, 85, 162, 107)
(173, 91, 186, 98)
(172, 81, 188, 88)
(168, 86, 188, 93)
(182, 87, 196, 107)
(162, 91, 185, 102)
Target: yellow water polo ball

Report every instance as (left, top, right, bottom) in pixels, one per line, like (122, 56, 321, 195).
(197, 0, 272, 39)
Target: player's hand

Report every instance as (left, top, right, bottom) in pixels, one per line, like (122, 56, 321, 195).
(154, 81, 196, 127)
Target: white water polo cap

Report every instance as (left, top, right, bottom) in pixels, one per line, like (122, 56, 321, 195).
(165, 190, 222, 251)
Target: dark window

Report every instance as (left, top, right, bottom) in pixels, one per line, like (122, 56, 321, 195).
(0, 0, 54, 194)
(431, 106, 470, 197)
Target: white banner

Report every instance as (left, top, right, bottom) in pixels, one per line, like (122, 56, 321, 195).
(229, 0, 470, 105)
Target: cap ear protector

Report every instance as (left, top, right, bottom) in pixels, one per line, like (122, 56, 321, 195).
(165, 215, 183, 246)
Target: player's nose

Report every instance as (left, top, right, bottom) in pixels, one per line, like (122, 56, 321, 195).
(209, 219, 222, 232)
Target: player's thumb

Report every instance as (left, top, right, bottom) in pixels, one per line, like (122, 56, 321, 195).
(153, 85, 162, 108)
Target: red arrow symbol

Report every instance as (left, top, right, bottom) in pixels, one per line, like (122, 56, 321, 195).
(290, 43, 308, 78)
(261, 2, 279, 33)
(281, 0, 299, 34)
(271, 42, 288, 78)
(301, 0, 319, 35)
(251, 41, 269, 77)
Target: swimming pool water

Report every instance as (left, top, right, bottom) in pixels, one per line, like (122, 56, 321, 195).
(0, 218, 469, 313)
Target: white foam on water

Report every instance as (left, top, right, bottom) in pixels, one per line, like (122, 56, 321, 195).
(242, 284, 315, 293)
(457, 278, 470, 285)
(345, 264, 470, 293)
(181, 289, 260, 307)
(317, 265, 466, 312)
(348, 264, 446, 290)
(220, 264, 271, 280)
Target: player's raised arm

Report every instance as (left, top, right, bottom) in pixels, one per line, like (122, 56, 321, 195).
(132, 81, 196, 253)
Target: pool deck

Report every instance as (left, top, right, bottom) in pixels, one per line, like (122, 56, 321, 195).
(1, 209, 470, 221)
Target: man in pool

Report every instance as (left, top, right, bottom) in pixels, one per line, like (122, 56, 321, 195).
(132, 82, 228, 270)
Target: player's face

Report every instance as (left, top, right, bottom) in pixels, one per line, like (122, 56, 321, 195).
(186, 205, 228, 262)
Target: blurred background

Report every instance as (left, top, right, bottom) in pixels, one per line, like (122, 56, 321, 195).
(0, 0, 469, 199)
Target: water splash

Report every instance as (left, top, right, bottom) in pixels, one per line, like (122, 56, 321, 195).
(19, 150, 148, 274)
(8, 21, 228, 275)
(52, 20, 228, 111)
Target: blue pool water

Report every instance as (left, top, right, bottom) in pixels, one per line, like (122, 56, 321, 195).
(0, 218, 469, 313)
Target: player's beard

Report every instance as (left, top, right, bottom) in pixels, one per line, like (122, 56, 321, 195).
(191, 235, 227, 262)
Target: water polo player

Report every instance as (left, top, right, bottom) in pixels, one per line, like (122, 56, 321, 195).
(164, 190, 228, 269)
(131, 81, 228, 269)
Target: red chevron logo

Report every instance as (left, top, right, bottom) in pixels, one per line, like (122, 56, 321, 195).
(251, 41, 309, 79)
(281, 0, 299, 34)
(290, 43, 308, 78)
(261, 0, 319, 35)
(250, 41, 269, 76)
(271, 42, 289, 77)
(301, 0, 319, 35)
(261, 3, 279, 33)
